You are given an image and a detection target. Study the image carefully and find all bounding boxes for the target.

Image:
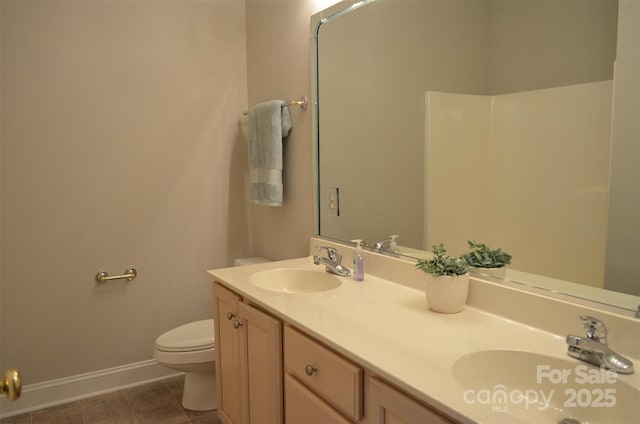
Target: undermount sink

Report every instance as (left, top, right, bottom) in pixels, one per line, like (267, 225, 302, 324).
(452, 350, 639, 424)
(249, 268, 341, 293)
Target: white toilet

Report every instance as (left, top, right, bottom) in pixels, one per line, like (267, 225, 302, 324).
(153, 257, 270, 411)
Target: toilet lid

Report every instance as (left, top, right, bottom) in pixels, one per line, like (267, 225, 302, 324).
(155, 319, 215, 352)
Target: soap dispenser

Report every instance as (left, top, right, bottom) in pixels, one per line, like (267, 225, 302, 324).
(351, 239, 365, 281)
(389, 235, 401, 254)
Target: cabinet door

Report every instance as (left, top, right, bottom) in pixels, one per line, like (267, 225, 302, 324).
(365, 376, 456, 424)
(285, 374, 352, 424)
(213, 283, 243, 424)
(240, 302, 283, 424)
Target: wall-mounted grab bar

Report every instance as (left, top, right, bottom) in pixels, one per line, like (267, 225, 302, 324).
(95, 268, 137, 284)
(242, 97, 308, 116)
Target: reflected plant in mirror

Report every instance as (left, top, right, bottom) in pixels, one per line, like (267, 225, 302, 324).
(460, 241, 512, 269)
(312, 0, 639, 312)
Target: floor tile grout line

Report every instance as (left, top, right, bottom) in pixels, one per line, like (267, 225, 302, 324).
(122, 386, 139, 424)
(163, 379, 193, 423)
(174, 382, 193, 424)
(78, 398, 87, 424)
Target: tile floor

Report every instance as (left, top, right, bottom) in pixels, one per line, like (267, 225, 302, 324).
(0, 376, 222, 424)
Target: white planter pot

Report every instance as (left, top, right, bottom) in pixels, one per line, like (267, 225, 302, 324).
(424, 273, 470, 313)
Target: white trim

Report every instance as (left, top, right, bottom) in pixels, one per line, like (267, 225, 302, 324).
(0, 359, 181, 419)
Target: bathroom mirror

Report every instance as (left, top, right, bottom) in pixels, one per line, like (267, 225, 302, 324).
(313, 0, 639, 311)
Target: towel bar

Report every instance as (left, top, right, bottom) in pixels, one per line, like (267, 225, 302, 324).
(243, 97, 308, 116)
(95, 268, 137, 284)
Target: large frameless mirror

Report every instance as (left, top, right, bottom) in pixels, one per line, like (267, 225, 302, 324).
(313, 0, 639, 312)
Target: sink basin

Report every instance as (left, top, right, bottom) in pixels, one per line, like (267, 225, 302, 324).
(249, 268, 341, 293)
(452, 350, 639, 423)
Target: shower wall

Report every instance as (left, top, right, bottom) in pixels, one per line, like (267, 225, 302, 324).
(426, 81, 612, 287)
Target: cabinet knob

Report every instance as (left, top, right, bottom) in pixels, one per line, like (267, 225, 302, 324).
(305, 365, 318, 376)
(233, 321, 243, 329)
(226, 312, 236, 320)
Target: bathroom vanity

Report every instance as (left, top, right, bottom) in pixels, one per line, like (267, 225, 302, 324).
(212, 284, 454, 424)
(213, 280, 452, 424)
(208, 238, 640, 424)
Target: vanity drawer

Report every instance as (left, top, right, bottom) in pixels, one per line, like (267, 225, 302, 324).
(284, 326, 363, 421)
(284, 374, 352, 424)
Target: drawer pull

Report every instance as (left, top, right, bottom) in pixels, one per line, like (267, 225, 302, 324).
(226, 312, 236, 320)
(233, 321, 243, 329)
(305, 365, 318, 376)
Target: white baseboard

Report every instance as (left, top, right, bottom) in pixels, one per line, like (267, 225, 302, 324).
(0, 360, 181, 419)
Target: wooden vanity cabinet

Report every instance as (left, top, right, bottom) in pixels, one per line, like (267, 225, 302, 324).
(213, 283, 283, 424)
(364, 375, 457, 424)
(214, 282, 457, 424)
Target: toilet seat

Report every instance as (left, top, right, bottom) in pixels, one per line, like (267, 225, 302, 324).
(155, 319, 215, 353)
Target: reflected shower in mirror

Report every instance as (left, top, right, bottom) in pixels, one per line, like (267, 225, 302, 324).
(313, 0, 639, 310)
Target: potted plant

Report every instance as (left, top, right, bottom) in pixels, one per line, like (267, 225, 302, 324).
(460, 241, 512, 279)
(415, 244, 469, 313)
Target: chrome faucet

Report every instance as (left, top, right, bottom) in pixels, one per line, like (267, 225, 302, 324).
(313, 246, 351, 277)
(372, 238, 392, 251)
(372, 235, 400, 253)
(566, 315, 634, 374)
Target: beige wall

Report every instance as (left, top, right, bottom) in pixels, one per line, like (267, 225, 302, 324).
(245, 0, 318, 260)
(488, 0, 617, 94)
(604, 0, 640, 295)
(1, 0, 248, 384)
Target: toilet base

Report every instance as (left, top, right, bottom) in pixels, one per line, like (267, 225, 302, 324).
(182, 372, 218, 411)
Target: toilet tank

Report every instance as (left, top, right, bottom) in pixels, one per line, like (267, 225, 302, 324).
(234, 257, 270, 267)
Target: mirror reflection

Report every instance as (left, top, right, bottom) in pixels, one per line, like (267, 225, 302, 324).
(314, 0, 639, 310)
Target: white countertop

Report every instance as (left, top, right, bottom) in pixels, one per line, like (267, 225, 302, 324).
(208, 257, 640, 424)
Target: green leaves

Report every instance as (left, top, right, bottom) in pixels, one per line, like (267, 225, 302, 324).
(416, 241, 513, 277)
(460, 241, 512, 268)
(415, 243, 469, 277)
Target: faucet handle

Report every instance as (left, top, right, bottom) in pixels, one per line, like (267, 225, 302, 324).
(315, 246, 341, 261)
(580, 315, 608, 344)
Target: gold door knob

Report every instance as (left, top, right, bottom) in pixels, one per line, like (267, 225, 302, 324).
(1, 368, 21, 401)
